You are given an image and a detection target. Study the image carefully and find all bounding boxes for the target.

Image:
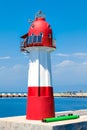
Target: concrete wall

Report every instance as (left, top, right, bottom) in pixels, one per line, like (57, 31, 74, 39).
(0, 110, 87, 130)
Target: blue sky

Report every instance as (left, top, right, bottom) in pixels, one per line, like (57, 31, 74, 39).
(0, 0, 87, 92)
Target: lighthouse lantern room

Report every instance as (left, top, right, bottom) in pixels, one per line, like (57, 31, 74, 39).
(21, 11, 56, 120)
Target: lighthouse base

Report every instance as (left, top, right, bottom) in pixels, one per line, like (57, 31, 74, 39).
(26, 96, 55, 120)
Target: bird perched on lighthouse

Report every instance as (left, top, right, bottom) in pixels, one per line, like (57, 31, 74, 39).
(20, 11, 56, 120)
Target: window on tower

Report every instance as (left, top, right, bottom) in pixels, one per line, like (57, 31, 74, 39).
(37, 35, 42, 42)
(33, 35, 37, 42)
(26, 33, 43, 44)
(37, 32, 43, 42)
(28, 36, 32, 44)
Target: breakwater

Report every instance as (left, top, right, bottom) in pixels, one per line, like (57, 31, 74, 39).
(0, 92, 87, 98)
(0, 93, 27, 97)
(54, 92, 87, 98)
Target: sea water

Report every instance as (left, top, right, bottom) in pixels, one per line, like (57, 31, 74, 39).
(0, 97, 87, 118)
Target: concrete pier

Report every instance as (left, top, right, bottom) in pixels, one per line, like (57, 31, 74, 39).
(0, 110, 87, 130)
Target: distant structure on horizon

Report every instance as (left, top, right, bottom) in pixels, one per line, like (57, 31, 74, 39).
(20, 11, 56, 120)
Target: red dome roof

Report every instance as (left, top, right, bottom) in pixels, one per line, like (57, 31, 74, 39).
(27, 17, 53, 47)
(28, 17, 51, 36)
(20, 11, 56, 51)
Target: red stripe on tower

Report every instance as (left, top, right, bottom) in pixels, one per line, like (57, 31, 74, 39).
(20, 11, 56, 120)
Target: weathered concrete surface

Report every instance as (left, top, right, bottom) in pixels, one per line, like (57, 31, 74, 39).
(56, 109, 87, 116)
(0, 110, 87, 130)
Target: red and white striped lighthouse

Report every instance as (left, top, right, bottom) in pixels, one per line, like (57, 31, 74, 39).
(20, 11, 56, 120)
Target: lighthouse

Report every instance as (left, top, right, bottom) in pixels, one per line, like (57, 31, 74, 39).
(20, 11, 56, 120)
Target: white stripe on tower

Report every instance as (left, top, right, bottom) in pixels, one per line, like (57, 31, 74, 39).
(28, 47, 52, 87)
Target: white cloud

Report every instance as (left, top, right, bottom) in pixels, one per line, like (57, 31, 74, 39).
(54, 60, 87, 70)
(56, 52, 87, 59)
(73, 53, 87, 58)
(83, 62, 87, 65)
(52, 59, 87, 91)
(0, 56, 11, 60)
(56, 53, 69, 57)
(56, 60, 75, 67)
(0, 66, 6, 71)
(0, 64, 28, 92)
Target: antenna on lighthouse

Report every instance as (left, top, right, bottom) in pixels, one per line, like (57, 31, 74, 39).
(35, 10, 45, 19)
